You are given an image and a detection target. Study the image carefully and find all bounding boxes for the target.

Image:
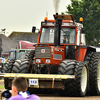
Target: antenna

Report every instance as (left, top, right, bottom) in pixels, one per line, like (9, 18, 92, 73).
(46, 12, 48, 17)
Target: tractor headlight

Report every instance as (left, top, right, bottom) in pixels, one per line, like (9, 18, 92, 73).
(45, 59, 50, 63)
(36, 59, 41, 63)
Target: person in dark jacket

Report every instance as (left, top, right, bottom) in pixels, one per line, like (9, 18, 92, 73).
(9, 77, 40, 100)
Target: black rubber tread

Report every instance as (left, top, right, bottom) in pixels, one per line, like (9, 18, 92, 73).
(12, 59, 38, 94)
(58, 60, 88, 97)
(25, 50, 35, 61)
(3, 59, 15, 73)
(89, 52, 100, 96)
(72, 62, 88, 96)
(12, 60, 21, 73)
(12, 59, 29, 73)
(58, 60, 76, 75)
(58, 60, 75, 96)
(84, 51, 94, 63)
(84, 51, 94, 95)
(3, 59, 15, 89)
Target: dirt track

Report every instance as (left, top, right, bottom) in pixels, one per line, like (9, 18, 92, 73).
(1, 92, 100, 100)
(0, 80, 100, 100)
(39, 94, 100, 100)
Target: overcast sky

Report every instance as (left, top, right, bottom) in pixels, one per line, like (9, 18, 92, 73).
(0, 0, 71, 35)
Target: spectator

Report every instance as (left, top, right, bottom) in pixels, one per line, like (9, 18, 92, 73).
(9, 77, 40, 100)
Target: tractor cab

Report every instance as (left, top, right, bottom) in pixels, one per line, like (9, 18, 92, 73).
(34, 13, 86, 66)
(9, 49, 29, 60)
(39, 14, 86, 46)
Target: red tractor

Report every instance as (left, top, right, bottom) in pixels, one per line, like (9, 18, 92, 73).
(18, 40, 36, 49)
(3, 14, 100, 96)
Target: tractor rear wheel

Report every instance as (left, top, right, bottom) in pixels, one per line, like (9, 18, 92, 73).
(89, 52, 100, 96)
(84, 51, 94, 95)
(3, 59, 15, 89)
(58, 60, 88, 97)
(12, 59, 29, 73)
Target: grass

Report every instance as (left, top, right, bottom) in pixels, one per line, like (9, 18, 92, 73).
(0, 85, 4, 89)
(0, 79, 4, 89)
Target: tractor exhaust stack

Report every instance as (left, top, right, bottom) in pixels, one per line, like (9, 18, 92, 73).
(54, 13, 62, 47)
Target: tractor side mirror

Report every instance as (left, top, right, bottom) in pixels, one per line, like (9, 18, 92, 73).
(81, 28, 86, 34)
(32, 26, 36, 33)
(32, 26, 40, 33)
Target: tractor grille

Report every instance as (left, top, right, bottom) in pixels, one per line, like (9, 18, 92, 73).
(53, 54, 62, 60)
(36, 47, 51, 58)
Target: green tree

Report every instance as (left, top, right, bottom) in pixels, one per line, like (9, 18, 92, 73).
(63, 0, 100, 46)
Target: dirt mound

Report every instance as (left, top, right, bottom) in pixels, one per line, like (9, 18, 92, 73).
(0, 34, 16, 53)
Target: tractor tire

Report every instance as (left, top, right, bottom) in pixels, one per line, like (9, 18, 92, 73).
(12, 59, 39, 94)
(58, 60, 88, 97)
(84, 51, 94, 95)
(84, 51, 94, 63)
(12, 59, 29, 73)
(3, 59, 15, 89)
(25, 50, 35, 61)
(3, 59, 15, 73)
(89, 52, 100, 96)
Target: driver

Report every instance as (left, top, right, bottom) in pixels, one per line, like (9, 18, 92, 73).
(61, 32, 68, 43)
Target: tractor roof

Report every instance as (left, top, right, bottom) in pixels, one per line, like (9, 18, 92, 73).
(53, 14, 74, 22)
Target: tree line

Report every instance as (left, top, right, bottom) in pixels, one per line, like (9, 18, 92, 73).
(62, 0, 100, 46)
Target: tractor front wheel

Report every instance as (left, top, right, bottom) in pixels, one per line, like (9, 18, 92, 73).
(58, 60, 88, 97)
(12, 59, 29, 73)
